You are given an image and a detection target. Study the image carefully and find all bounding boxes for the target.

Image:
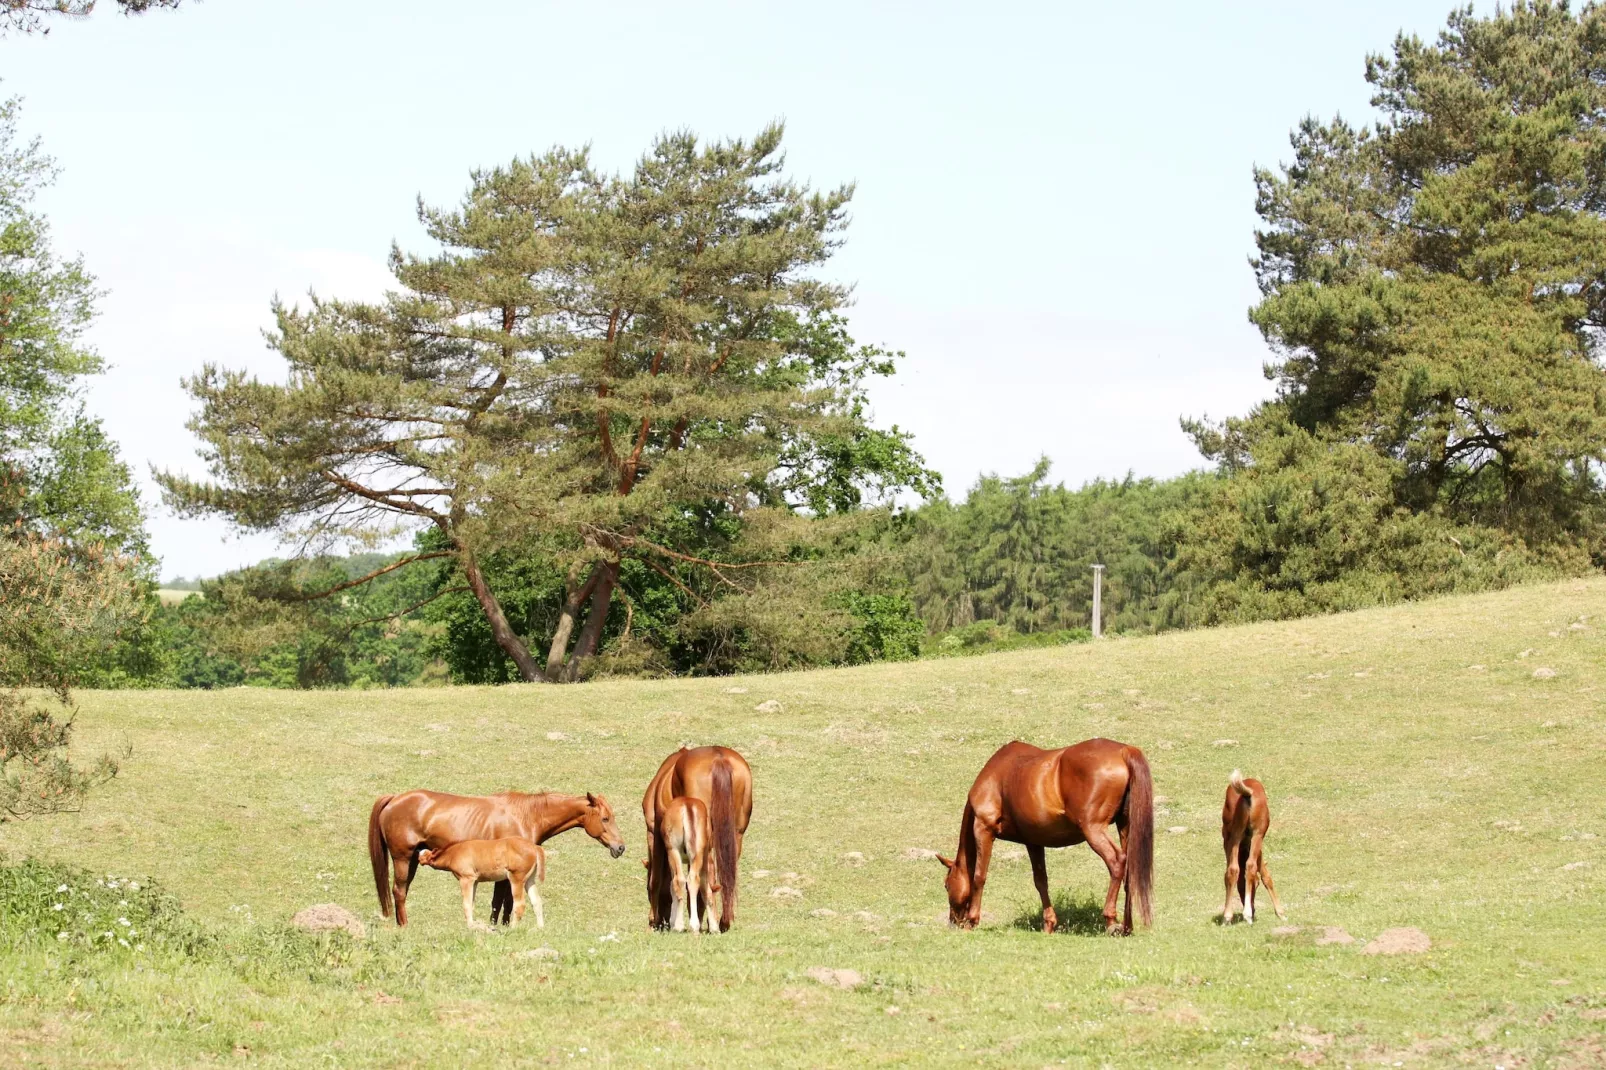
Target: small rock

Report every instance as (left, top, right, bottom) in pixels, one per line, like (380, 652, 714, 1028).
(1532, 667, 1557, 679)
(1468, 664, 1486, 671)
(724, 686, 748, 694)
(1569, 622, 1588, 631)
(901, 847, 940, 861)
(415, 749, 436, 758)
(1167, 826, 1189, 835)
(1306, 672, 1331, 680)
(425, 723, 452, 733)
(1212, 739, 1239, 748)
(1123, 689, 1141, 696)
(770, 886, 803, 900)
(884, 1005, 900, 1016)
(1011, 688, 1030, 695)
(809, 908, 837, 918)
(1315, 926, 1354, 946)
(545, 731, 569, 741)
(852, 911, 881, 924)
(1563, 861, 1590, 871)
(804, 966, 862, 990)
(291, 904, 365, 938)
(842, 852, 866, 866)
(1361, 927, 1430, 955)
(754, 700, 783, 713)
(1271, 925, 1301, 937)
(516, 947, 560, 961)
(1518, 648, 1536, 658)
(752, 869, 772, 878)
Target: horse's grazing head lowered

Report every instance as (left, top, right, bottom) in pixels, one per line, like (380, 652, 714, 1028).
(582, 793, 627, 858)
(936, 854, 973, 927)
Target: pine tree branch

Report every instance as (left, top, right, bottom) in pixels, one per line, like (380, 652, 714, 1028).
(290, 550, 454, 601)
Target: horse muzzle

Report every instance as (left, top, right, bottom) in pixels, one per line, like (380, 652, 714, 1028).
(609, 843, 627, 859)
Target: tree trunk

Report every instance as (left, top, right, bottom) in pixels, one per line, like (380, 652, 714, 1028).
(458, 547, 544, 683)
(544, 562, 603, 682)
(563, 559, 619, 681)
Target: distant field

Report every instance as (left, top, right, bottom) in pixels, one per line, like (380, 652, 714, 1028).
(2, 578, 1604, 1067)
(155, 588, 199, 606)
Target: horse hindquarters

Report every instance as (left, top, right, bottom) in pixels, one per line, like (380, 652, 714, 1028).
(710, 756, 739, 932)
(368, 795, 394, 920)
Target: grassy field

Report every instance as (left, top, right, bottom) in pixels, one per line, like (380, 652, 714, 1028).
(2, 577, 1605, 1067)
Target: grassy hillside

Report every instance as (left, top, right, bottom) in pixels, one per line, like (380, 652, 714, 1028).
(2, 578, 1604, 1067)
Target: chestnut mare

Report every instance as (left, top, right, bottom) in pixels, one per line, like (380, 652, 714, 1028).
(642, 746, 751, 932)
(368, 789, 625, 927)
(939, 738, 1154, 935)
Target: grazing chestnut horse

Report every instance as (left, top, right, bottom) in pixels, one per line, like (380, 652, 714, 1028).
(938, 738, 1154, 935)
(1221, 769, 1284, 924)
(419, 837, 546, 929)
(369, 789, 625, 927)
(642, 746, 751, 932)
(657, 796, 719, 933)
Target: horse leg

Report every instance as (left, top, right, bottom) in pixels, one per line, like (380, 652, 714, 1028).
(522, 868, 545, 929)
(391, 850, 416, 928)
(686, 856, 701, 935)
(966, 817, 996, 929)
(1222, 833, 1241, 922)
(490, 880, 512, 927)
(1257, 850, 1285, 919)
(1244, 830, 1270, 923)
(1027, 845, 1055, 934)
(509, 871, 526, 928)
(460, 876, 477, 928)
(668, 849, 688, 933)
(1083, 826, 1127, 935)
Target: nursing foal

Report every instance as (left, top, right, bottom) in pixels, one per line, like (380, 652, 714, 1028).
(419, 837, 546, 929)
(657, 796, 720, 933)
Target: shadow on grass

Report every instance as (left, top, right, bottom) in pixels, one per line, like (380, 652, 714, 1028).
(1007, 889, 1110, 935)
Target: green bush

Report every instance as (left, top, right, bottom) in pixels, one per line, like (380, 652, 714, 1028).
(0, 857, 202, 955)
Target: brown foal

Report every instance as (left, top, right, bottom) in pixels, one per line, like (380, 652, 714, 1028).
(939, 738, 1154, 935)
(369, 789, 625, 927)
(419, 837, 546, 929)
(657, 796, 720, 933)
(1220, 769, 1284, 924)
(642, 746, 751, 932)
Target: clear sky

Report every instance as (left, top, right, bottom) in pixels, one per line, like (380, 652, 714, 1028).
(3, 0, 1458, 581)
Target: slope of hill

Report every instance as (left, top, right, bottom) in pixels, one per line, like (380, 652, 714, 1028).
(2, 578, 1603, 1066)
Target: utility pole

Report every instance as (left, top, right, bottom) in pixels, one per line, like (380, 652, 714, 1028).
(1091, 563, 1104, 639)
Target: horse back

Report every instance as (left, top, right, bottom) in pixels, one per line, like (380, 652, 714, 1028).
(380, 789, 535, 849)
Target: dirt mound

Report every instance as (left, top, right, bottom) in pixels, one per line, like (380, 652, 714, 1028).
(291, 903, 365, 938)
(805, 966, 863, 989)
(1362, 927, 1430, 955)
(1315, 926, 1354, 946)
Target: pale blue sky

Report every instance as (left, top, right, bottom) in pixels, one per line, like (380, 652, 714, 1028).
(4, 0, 1458, 579)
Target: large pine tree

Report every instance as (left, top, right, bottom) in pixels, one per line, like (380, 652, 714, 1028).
(161, 125, 932, 681)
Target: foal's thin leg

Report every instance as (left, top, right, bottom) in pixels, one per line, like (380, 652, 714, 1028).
(1257, 853, 1285, 919)
(686, 859, 701, 935)
(1245, 831, 1270, 923)
(1222, 834, 1241, 921)
(460, 876, 477, 928)
(668, 850, 688, 933)
(510, 871, 526, 928)
(524, 870, 544, 929)
(966, 819, 996, 928)
(1027, 845, 1055, 934)
(1083, 826, 1127, 935)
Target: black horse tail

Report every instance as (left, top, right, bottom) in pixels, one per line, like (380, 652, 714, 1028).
(369, 794, 393, 918)
(711, 752, 738, 932)
(1122, 748, 1155, 928)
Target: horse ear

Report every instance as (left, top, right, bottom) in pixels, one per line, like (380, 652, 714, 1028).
(586, 792, 598, 807)
(936, 854, 955, 871)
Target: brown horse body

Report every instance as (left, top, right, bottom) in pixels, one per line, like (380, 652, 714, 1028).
(939, 738, 1154, 935)
(642, 746, 751, 932)
(369, 789, 624, 927)
(1221, 770, 1283, 923)
(419, 837, 547, 929)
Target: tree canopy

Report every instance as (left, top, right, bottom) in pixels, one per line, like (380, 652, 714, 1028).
(1189, 1, 1606, 568)
(161, 124, 934, 682)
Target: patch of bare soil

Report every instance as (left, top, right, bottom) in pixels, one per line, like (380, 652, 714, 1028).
(1362, 927, 1431, 955)
(804, 967, 863, 989)
(1315, 926, 1354, 946)
(290, 903, 366, 938)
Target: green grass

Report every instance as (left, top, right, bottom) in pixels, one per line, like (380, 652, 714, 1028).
(2, 577, 1605, 1067)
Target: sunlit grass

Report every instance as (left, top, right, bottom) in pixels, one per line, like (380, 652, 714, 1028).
(1, 577, 1604, 1066)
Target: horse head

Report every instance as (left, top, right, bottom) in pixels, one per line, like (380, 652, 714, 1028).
(582, 792, 627, 858)
(936, 854, 974, 927)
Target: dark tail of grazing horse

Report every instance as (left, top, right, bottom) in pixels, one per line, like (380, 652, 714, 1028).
(711, 754, 738, 932)
(1122, 748, 1154, 927)
(369, 794, 393, 918)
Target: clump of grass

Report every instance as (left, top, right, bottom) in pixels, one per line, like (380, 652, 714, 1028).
(931, 620, 1091, 657)
(1007, 888, 1111, 935)
(0, 856, 203, 955)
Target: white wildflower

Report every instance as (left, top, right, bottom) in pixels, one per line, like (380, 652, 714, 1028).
(52, 903, 64, 911)
(117, 917, 131, 927)
(117, 938, 129, 948)
(54, 885, 68, 894)
(56, 932, 68, 941)
(128, 882, 140, 891)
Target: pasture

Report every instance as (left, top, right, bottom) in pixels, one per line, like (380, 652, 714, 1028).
(2, 577, 1605, 1067)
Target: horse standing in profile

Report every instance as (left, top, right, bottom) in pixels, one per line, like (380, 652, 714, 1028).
(642, 746, 751, 932)
(368, 789, 625, 927)
(938, 738, 1154, 935)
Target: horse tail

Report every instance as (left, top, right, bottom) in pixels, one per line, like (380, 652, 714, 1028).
(1229, 769, 1251, 797)
(369, 794, 394, 918)
(1122, 748, 1154, 928)
(711, 753, 738, 931)
(534, 845, 546, 884)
